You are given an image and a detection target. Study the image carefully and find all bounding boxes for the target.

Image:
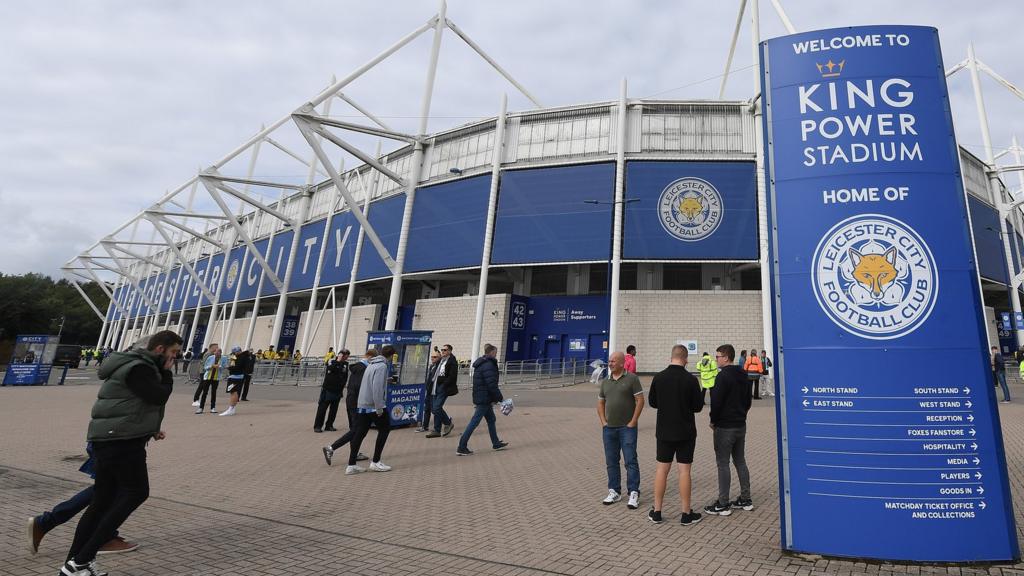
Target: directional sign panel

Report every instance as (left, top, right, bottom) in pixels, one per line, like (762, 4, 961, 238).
(762, 26, 1018, 561)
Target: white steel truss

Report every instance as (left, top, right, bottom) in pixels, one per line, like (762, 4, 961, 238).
(68, 0, 543, 353)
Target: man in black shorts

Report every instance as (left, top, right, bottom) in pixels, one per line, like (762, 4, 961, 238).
(647, 344, 704, 526)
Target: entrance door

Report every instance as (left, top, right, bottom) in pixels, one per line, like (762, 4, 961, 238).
(588, 334, 608, 363)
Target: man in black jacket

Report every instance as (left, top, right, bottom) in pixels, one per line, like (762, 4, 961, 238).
(240, 347, 256, 401)
(416, 352, 441, 432)
(425, 344, 458, 438)
(647, 345, 704, 526)
(314, 350, 349, 432)
(456, 344, 507, 455)
(59, 330, 181, 576)
(704, 344, 753, 517)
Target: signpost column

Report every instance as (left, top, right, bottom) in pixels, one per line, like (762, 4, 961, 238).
(762, 25, 1018, 562)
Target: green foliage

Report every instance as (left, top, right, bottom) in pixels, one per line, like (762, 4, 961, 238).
(0, 273, 110, 347)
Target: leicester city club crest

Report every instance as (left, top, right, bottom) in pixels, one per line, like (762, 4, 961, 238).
(224, 259, 240, 291)
(658, 177, 724, 242)
(812, 214, 938, 340)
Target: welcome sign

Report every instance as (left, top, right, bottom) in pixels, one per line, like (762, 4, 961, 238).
(762, 26, 1018, 561)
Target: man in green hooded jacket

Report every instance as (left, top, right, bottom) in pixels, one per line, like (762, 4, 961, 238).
(59, 330, 182, 576)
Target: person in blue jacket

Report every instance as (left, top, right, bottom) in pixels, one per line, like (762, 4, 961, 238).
(456, 344, 509, 456)
(27, 444, 137, 556)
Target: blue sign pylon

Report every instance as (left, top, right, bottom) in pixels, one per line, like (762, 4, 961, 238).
(762, 25, 1019, 562)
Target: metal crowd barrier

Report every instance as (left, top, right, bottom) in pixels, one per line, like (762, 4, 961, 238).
(251, 359, 327, 387)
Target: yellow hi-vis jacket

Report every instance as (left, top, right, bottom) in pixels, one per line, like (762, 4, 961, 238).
(697, 357, 718, 389)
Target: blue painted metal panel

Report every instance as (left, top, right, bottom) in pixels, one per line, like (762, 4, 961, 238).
(406, 175, 490, 273)
(492, 163, 615, 264)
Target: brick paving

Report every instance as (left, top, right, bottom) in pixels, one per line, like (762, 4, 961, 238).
(2, 371, 1024, 575)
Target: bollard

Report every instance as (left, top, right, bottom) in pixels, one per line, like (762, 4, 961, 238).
(58, 364, 69, 385)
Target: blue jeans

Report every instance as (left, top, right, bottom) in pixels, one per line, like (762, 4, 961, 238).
(432, 391, 453, 432)
(603, 425, 639, 494)
(38, 486, 115, 536)
(996, 370, 1011, 401)
(458, 404, 500, 450)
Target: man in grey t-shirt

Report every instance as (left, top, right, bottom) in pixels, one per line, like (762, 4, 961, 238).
(598, 351, 644, 510)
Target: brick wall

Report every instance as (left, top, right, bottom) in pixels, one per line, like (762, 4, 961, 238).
(615, 290, 764, 373)
(412, 294, 511, 362)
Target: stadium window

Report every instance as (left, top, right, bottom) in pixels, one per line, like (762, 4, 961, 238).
(619, 263, 637, 290)
(531, 266, 568, 295)
(740, 267, 762, 290)
(662, 263, 701, 290)
(588, 264, 608, 294)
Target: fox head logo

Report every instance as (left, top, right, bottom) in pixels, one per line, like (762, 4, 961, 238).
(849, 246, 898, 299)
(678, 197, 704, 222)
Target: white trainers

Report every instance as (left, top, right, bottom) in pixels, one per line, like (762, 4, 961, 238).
(219, 407, 235, 416)
(345, 465, 366, 475)
(209, 408, 217, 413)
(369, 461, 392, 472)
(191, 400, 200, 407)
(602, 489, 621, 505)
(194, 408, 203, 415)
(627, 491, 640, 509)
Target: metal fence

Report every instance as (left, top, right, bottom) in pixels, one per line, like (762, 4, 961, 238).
(250, 360, 328, 387)
(238, 357, 598, 389)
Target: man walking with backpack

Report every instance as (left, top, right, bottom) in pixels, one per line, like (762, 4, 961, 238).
(705, 344, 754, 517)
(456, 344, 508, 456)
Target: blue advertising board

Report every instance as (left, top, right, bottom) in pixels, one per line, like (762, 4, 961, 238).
(623, 161, 758, 260)
(762, 26, 1018, 561)
(3, 335, 58, 386)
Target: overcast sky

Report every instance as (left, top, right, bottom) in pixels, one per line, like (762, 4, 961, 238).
(2, 0, 1022, 279)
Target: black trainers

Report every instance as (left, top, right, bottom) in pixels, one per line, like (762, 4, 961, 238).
(456, 447, 473, 456)
(493, 441, 509, 451)
(731, 497, 754, 511)
(322, 446, 334, 466)
(647, 508, 663, 524)
(703, 502, 732, 516)
(60, 560, 108, 576)
(680, 510, 703, 526)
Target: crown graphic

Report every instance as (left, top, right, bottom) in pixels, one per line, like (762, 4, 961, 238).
(816, 59, 845, 78)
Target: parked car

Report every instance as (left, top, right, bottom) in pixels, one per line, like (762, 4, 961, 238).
(53, 344, 82, 368)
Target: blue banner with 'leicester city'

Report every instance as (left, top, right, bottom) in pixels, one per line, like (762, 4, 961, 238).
(762, 26, 1018, 562)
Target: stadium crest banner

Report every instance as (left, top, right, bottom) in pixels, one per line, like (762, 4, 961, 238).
(761, 26, 1019, 561)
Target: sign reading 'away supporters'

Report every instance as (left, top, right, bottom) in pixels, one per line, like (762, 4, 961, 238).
(761, 26, 1019, 561)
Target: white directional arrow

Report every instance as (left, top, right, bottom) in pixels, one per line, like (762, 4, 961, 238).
(974, 457, 981, 465)
(801, 386, 809, 394)
(970, 429, 977, 436)
(802, 399, 809, 407)
(971, 443, 979, 451)
(980, 501, 987, 510)
(965, 400, 973, 408)
(968, 414, 975, 422)
(978, 486, 985, 495)
(975, 471, 983, 480)
(964, 387, 971, 394)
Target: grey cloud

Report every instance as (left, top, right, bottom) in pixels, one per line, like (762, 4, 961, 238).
(1, 1, 1022, 276)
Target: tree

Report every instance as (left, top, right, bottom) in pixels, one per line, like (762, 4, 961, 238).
(0, 273, 111, 349)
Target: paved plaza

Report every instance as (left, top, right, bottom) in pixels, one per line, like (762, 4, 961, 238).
(3, 370, 1024, 576)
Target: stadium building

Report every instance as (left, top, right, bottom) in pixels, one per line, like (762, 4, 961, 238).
(63, 4, 1024, 373)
